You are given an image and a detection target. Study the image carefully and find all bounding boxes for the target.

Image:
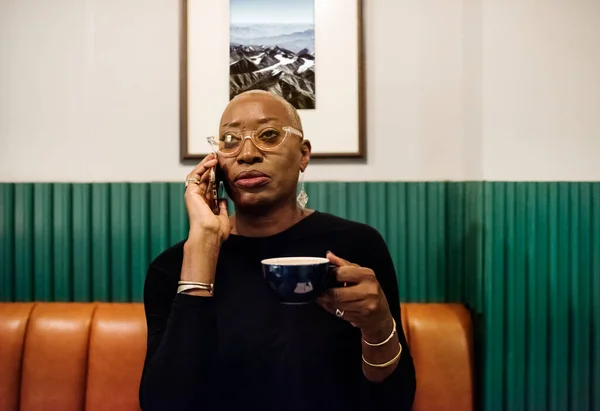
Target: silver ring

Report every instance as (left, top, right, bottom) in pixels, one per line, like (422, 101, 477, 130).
(335, 309, 345, 318)
(185, 177, 200, 187)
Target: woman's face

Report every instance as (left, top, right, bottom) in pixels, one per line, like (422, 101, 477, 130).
(217, 93, 311, 211)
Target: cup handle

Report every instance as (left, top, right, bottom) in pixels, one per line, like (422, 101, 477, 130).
(326, 264, 346, 289)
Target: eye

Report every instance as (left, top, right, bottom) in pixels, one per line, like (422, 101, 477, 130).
(221, 133, 240, 143)
(258, 129, 280, 141)
(220, 133, 241, 149)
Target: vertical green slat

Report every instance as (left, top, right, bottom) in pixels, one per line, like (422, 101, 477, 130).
(33, 184, 53, 300)
(569, 184, 580, 411)
(470, 182, 485, 411)
(14, 184, 33, 301)
(529, 183, 548, 411)
(351, 182, 367, 224)
(304, 182, 316, 211)
(504, 182, 517, 411)
(514, 183, 526, 410)
(169, 183, 188, 244)
(463, 182, 473, 303)
(377, 183, 387, 238)
(425, 183, 440, 300)
(467, 182, 484, 309)
(592, 183, 600, 411)
(448, 184, 468, 301)
(92, 184, 111, 301)
(347, 182, 360, 223)
(385, 183, 400, 295)
(574, 183, 591, 411)
(72, 184, 91, 301)
(324, 182, 337, 216)
(550, 183, 570, 411)
(547, 182, 558, 411)
(416, 183, 427, 300)
(396, 183, 408, 301)
(304, 182, 314, 209)
(447, 183, 464, 302)
(488, 182, 505, 410)
(483, 182, 494, 411)
(406, 184, 419, 300)
(436, 182, 446, 301)
(363, 182, 383, 236)
(110, 184, 130, 302)
(476, 182, 485, 309)
(53, 184, 72, 301)
(332, 182, 348, 219)
(1, 184, 15, 301)
(312, 182, 329, 213)
(150, 183, 169, 262)
(355, 182, 366, 225)
(525, 184, 534, 410)
(130, 184, 149, 301)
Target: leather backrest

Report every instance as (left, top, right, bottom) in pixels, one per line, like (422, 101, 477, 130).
(85, 304, 146, 411)
(19, 303, 96, 411)
(0, 303, 34, 411)
(0, 302, 473, 411)
(406, 303, 474, 411)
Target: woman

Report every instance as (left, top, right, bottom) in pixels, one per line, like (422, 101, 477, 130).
(139, 90, 416, 410)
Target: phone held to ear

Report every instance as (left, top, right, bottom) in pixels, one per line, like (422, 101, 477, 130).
(209, 163, 225, 215)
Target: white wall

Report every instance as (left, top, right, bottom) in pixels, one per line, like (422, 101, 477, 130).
(1, 0, 598, 182)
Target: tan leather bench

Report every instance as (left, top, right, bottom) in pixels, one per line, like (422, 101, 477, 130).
(0, 302, 473, 411)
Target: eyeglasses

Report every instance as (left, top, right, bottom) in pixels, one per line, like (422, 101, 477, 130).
(206, 126, 303, 157)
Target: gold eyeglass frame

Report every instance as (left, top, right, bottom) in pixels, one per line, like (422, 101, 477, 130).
(206, 126, 304, 157)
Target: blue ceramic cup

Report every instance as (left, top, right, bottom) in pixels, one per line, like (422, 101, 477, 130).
(261, 257, 339, 304)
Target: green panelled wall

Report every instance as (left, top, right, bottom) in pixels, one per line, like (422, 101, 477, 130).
(1, 182, 599, 411)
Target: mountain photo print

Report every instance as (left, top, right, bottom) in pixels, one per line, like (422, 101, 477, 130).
(229, 0, 315, 109)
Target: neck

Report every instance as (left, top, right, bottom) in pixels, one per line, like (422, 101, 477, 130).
(231, 199, 309, 238)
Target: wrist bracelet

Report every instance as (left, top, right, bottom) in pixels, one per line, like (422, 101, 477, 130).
(362, 318, 397, 347)
(362, 342, 402, 368)
(177, 281, 214, 295)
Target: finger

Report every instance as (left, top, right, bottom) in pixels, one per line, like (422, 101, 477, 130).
(218, 198, 229, 217)
(187, 154, 218, 182)
(187, 167, 211, 198)
(316, 297, 361, 326)
(326, 251, 359, 268)
(334, 266, 375, 284)
(323, 284, 368, 304)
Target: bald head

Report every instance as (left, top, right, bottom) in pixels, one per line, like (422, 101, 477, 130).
(227, 90, 303, 133)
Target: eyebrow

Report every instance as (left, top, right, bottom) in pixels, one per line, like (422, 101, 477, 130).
(221, 117, 278, 128)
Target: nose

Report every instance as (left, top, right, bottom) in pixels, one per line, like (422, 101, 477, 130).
(236, 137, 263, 165)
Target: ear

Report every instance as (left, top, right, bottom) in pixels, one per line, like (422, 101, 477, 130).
(299, 139, 311, 172)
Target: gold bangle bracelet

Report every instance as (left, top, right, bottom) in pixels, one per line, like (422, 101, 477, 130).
(177, 282, 214, 295)
(362, 342, 402, 368)
(362, 318, 397, 347)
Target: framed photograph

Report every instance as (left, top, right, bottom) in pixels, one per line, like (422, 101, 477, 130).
(180, 0, 365, 160)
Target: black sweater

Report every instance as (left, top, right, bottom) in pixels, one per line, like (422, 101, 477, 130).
(139, 211, 416, 411)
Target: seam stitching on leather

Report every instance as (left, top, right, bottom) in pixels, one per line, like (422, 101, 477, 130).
(18, 302, 38, 410)
(83, 303, 100, 409)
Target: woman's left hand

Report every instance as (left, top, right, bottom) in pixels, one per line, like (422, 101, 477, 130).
(316, 251, 395, 340)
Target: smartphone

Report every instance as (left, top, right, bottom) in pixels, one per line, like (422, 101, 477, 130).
(209, 163, 226, 214)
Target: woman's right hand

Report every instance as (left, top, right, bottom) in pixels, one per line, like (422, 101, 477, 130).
(184, 153, 231, 243)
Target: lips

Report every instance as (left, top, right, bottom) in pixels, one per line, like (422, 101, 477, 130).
(234, 170, 270, 188)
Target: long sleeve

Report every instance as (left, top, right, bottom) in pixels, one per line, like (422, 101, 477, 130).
(356, 228, 417, 411)
(138, 261, 218, 411)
